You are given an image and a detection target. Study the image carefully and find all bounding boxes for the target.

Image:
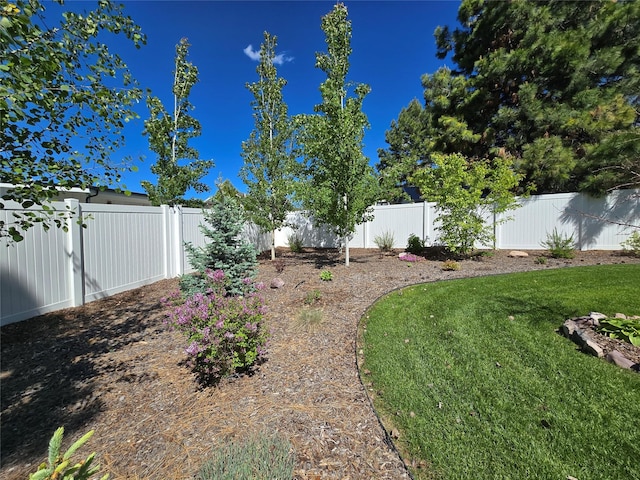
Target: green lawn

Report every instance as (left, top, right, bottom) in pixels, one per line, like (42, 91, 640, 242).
(361, 265, 640, 480)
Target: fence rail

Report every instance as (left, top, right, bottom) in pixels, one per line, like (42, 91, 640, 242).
(2, 190, 638, 325)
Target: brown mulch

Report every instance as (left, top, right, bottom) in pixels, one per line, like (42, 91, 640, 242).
(1, 248, 639, 480)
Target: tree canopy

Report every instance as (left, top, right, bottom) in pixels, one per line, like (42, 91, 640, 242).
(142, 37, 214, 206)
(379, 0, 640, 198)
(240, 32, 298, 260)
(1, 0, 146, 241)
(299, 2, 378, 265)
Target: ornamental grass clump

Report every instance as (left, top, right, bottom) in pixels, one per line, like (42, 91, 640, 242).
(165, 269, 268, 385)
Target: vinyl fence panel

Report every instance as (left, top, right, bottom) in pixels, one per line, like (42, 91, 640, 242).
(1, 201, 72, 324)
(1, 190, 638, 326)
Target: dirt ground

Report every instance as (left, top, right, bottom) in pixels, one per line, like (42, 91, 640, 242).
(1, 248, 639, 480)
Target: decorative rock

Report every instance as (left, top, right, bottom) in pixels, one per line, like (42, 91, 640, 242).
(577, 330, 604, 357)
(508, 250, 529, 257)
(270, 277, 285, 289)
(562, 319, 577, 337)
(606, 350, 635, 370)
(614, 313, 627, 319)
(398, 252, 408, 258)
(589, 312, 607, 321)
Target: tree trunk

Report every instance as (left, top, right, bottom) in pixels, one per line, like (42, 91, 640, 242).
(345, 235, 350, 266)
(271, 229, 276, 260)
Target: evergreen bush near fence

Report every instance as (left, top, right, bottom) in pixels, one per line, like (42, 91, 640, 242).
(181, 196, 258, 296)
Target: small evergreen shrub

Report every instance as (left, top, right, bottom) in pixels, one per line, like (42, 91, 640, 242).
(181, 196, 257, 297)
(196, 432, 295, 480)
(374, 230, 395, 252)
(406, 233, 425, 255)
(541, 228, 576, 259)
(621, 231, 640, 257)
(29, 427, 107, 480)
(165, 270, 268, 385)
(287, 232, 304, 253)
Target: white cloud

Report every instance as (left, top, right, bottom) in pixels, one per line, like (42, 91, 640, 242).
(243, 44, 261, 61)
(243, 44, 294, 65)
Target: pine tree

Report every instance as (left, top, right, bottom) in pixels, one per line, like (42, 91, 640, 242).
(181, 196, 257, 296)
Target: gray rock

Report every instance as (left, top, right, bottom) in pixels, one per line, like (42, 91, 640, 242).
(589, 312, 607, 321)
(270, 277, 285, 289)
(606, 350, 635, 370)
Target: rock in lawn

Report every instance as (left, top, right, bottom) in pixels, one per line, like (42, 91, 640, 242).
(606, 350, 635, 370)
(270, 277, 285, 289)
(508, 250, 529, 257)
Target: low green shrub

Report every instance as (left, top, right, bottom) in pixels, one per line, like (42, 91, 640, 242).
(303, 289, 322, 305)
(442, 259, 460, 271)
(287, 232, 304, 253)
(535, 256, 548, 265)
(374, 230, 395, 252)
(541, 228, 575, 258)
(165, 270, 268, 386)
(29, 427, 108, 480)
(196, 432, 295, 480)
(598, 316, 640, 346)
(621, 230, 640, 257)
(405, 233, 425, 255)
(320, 270, 332, 281)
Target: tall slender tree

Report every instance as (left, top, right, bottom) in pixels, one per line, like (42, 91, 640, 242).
(240, 32, 297, 260)
(300, 2, 378, 266)
(142, 38, 214, 206)
(1, 0, 145, 241)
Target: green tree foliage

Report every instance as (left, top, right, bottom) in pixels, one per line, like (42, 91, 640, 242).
(142, 37, 214, 206)
(1, 0, 145, 241)
(240, 32, 297, 260)
(181, 196, 257, 297)
(299, 2, 378, 266)
(379, 0, 640, 195)
(412, 153, 522, 255)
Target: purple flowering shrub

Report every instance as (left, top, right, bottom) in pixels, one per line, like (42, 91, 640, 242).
(398, 253, 423, 262)
(164, 269, 268, 385)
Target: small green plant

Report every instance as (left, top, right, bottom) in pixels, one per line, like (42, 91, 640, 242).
(29, 427, 108, 480)
(442, 259, 460, 271)
(374, 230, 395, 252)
(320, 269, 332, 281)
(295, 307, 324, 332)
(541, 228, 576, 259)
(598, 317, 640, 346)
(535, 256, 547, 265)
(406, 233, 425, 255)
(287, 232, 304, 253)
(303, 289, 322, 305)
(196, 432, 295, 480)
(621, 231, 640, 257)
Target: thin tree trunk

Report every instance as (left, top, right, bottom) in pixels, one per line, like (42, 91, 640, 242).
(345, 235, 350, 266)
(271, 229, 276, 260)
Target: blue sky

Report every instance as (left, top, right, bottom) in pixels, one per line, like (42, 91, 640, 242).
(58, 0, 461, 197)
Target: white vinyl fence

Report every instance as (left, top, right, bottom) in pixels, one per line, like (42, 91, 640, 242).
(1, 190, 638, 325)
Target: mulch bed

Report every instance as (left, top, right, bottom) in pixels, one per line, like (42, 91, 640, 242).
(1, 248, 638, 479)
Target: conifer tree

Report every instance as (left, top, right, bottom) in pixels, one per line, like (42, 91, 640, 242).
(181, 196, 257, 296)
